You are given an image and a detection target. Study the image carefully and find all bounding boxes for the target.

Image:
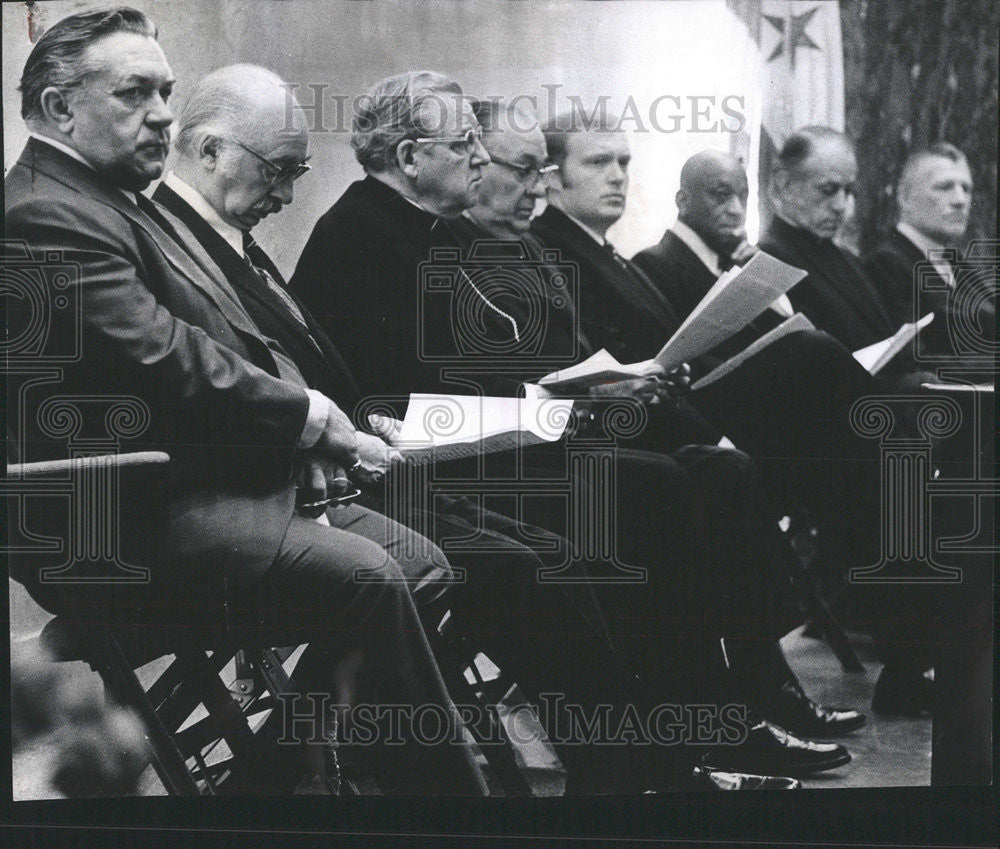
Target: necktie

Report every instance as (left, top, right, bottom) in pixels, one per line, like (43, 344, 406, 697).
(602, 240, 630, 271)
(243, 237, 310, 329)
(717, 253, 737, 273)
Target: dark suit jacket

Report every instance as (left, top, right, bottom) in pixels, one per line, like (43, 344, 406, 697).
(759, 215, 896, 351)
(290, 175, 466, 406)
(632, 228, 786, 359)
(531, 206, 680, 364)
(153, 183, 360, 408)
(5, 139, 307, 610)
(864, 227, 996, 360)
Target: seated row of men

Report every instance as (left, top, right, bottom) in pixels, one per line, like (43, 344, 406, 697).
(7, 7, 976, 794)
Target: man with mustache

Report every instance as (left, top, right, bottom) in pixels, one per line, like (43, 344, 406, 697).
(5, 8, 489, 796)
(155, 62, 775, 796)
(291, 81, 854, 782)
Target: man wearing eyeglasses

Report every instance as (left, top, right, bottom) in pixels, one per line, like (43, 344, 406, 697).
(291, 70, 492, 404)
(6, 12, 490, 796)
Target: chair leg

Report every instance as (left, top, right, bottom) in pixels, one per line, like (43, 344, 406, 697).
(435, 632, 533, 797)
(100, 629, 202, 796)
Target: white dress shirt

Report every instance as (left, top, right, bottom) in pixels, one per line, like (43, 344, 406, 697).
(671, 220, 794, 318)
(159, 172, 335, 449)
(896, 221, 955, 288)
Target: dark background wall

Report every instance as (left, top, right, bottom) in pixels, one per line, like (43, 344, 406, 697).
(842, 0, 999, 257)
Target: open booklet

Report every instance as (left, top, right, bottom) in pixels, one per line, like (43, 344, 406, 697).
(393, 393, 576, 462)
(691, 313, 815, 390)
(852, 312, 935, 375)
(539, 250, 808, 392)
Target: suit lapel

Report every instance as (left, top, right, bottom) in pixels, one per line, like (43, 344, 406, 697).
(19, 140, 266, 342)
(776, 218, 891, 330)
(154, 183, 359, 398)
(540, 207, 680, 330)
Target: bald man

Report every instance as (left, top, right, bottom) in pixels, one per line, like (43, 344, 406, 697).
(634, 149, 798, 348)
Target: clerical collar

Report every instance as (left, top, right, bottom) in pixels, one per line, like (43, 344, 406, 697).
(671, 219, 724, 276)
(30, 132, 139, 205)
(163, 171, 244, 255)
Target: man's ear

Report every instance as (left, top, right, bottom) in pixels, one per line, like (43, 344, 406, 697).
(198, 134, 224, 170)
(395, 140, 420, 178)
(675, 188, 688, 216)
(38, 86, 74, 130)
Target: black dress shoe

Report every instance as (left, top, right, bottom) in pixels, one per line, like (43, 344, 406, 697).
(701, 720, 851, 777)
(872, 667, 934, 716)
(762, 681, 867, 738)
(689, 765, 801, 790)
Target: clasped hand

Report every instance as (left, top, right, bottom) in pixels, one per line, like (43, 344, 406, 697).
(588, 363, 691, 406)
(299, 403, 402, 506)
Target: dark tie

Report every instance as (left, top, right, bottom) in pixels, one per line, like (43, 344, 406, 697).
(243, 237, 310, 329)
(602, 240, 630, 271)
(601, 239, 680, 329)
(717, 253, 737, 272)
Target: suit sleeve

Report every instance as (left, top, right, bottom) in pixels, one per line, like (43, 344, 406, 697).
(863, 246, 911, 327)
(6, 194, 310, 468)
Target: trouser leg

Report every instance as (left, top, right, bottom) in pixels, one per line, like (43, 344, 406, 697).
(238, 515, 487, 795)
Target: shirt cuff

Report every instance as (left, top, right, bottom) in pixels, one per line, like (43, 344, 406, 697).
(299, 389, 332, 448)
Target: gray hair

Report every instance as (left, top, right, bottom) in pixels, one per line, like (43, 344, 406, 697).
(351, 71, 465, 172)
(174, 64, 297, 156)
(774, 126, 853, 176)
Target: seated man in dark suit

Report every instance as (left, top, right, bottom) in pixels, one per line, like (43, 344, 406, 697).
(864, 142, 995, 363)
(533, 119, 887, 605)
(4, 9, 486, 796)
(453, 101, 866, 743)
(155, 62, 792, 795)
(630, 148, 887, 582)
(759, 127, 899, 353)
(290, 74, 855, 780)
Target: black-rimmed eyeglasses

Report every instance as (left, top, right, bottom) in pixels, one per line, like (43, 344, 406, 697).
(229, 138, 311, 186)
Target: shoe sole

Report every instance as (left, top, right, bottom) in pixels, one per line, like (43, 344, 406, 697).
(702, 750, 852, 777)
(781, 715, 868, 738)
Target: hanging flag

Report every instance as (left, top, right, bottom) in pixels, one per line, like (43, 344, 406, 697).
(727, 0, 846, 233)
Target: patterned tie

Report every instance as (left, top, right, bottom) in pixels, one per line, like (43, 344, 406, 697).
(243, 237, 310, 329)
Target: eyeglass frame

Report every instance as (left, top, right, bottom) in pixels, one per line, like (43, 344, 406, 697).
(228, 138, 312, 186)
(488, 155, 560, 185)
(413, 125, 485, 154)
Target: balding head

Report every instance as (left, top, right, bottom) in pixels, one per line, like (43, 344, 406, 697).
(771, 126, 856, 239)
(172, 64, 310, 232)
(175, 64, 307, 156)
(675, 150, 749, 254)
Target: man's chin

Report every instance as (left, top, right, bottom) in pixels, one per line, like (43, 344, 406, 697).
(120, 165, 163, 193)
